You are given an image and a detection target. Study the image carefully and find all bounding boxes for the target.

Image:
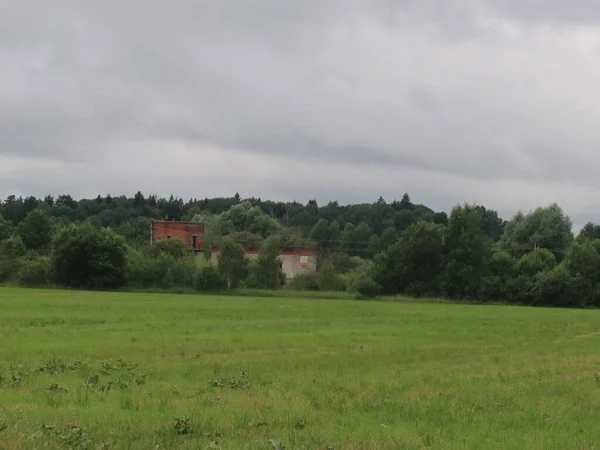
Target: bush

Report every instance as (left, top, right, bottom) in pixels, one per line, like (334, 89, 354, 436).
(0, 216, 13, 243)
(127, 249, 197, 290)
(126, 249, 167, 288)
(218, 238, 248, 289)
(286, 273, 319, 291)
(479, 275, 508, 302)
(0, 236, 26, 282)
(508, 274, 537, 305)
(347, 271, 381, 298)
(0, 235, 26, 259)
(19, 256, 52, 287)
(516, 249, 556, 276)
(170, 258, 197, 288)
(195, 262, 223, 291)
(52, 224, 127, 290)
(532, 263, 575, 307)
(317, 262, 346, 291)
(145, 238, 191, 259)
(19, 208, 52, 251)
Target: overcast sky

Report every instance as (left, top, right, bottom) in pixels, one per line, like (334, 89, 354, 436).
(2, 1, 600, 225)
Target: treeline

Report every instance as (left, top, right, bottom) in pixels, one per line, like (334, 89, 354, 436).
(2, 193, 600, 307)
(0, 192, 502, 253)
(0, 211, 289, 292)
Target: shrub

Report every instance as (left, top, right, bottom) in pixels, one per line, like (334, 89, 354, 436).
(52, 224, 127, 290)
(0, 216, 13, 243)
(0, 235, 26, 259)
(286, 273, 319, 291)
(218, 238, 248, 289)
(516, 248, 556, 276)
(18, 208, 52, 251)
(347, 271, 381, 298)
(145, 238, 191, 259)
(19, 256, 52, 287)
(0, 236, 26, 282)
(251, 237, 286, 290)
(195, 262, 223, 291)
(479, 275, 508, 302)
(127, 249, 197, 290)
(532, 263, 575, 307)
(126, 249, 167, 288)
(508, 274, 537, 305)
(317, 261, 346, 291)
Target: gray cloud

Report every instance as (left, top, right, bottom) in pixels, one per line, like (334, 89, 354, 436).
(488, 0, 600, 24)
(2, 0, 600, 225)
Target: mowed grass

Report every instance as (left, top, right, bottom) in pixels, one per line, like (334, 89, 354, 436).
(1, 289, 600, 449)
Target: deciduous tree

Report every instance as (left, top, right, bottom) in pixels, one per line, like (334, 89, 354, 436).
(52, 224, 127, 290)
(217, 238, 248, 289)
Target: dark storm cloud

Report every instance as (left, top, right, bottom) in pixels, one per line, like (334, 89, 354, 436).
(2, 0, 600, 225)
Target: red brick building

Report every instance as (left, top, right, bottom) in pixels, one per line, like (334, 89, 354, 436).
(151, 221, 205, 252)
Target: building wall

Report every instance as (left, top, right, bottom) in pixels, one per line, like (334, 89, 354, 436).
(152, 222, 205, 251)
(210, 248, 317, 279)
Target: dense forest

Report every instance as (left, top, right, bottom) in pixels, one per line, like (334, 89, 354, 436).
(1, 192, 600, 308)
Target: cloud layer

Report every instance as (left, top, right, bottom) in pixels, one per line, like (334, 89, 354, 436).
(2, 0, 600, 225)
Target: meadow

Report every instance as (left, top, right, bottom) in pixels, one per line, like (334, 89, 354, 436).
(1, 288, 600, 449)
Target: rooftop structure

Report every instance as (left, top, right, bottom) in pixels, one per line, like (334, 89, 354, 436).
(151, 221, 205, 252)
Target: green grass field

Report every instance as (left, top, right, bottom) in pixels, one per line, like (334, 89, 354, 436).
(1, 288, 600, 449)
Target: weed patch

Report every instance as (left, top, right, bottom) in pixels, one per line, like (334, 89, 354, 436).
(41, 423, 91, 449)
(208, 372, 251, 389)
(173, 417, 192, 435)
(46, 383, 69, 394)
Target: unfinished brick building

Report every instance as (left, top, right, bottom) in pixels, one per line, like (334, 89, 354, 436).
(151, 221, 205, 252)
(211, 248, 317, 279)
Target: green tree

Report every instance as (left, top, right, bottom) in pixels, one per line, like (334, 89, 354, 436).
(375, 221, 445, 296)
(52, 224, 127, 290)
(0, 235, 26, 282)
(310, 219, 332, 248)
(346, 260, 381, 298)
(19, 208, 52, 251)
(217, 238, 248, 289)
(532, 263, 574, 307)
(566, 239, 600, 282)
(195, 262, 224, 291)
(500, 203, 572, 259)
(516, 248, 557, 277)
(317, 261, 345, 291)
(442, 205, 492, 299)
(476, 206, 505, 241)
(0, 235, 26, 258)
(400, 193, 412, 209)
(146, 238, 190, 259)
(252, 237, 285, 290)
(578, 222, 600, 241)
(277, 227, 314, 251)
(222, 231, 263, 251)
(19, 256, 52, 287)
(559, 239, 600, 307)
(215, 201, 280, 238)
(0, 215, 12, 242)
(479, 249, 516, 301)
(379, 227, 398, 251)
(509, 248, 557, 305)
(310, 219, 341, 250)
(340, 222, 373, 257)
